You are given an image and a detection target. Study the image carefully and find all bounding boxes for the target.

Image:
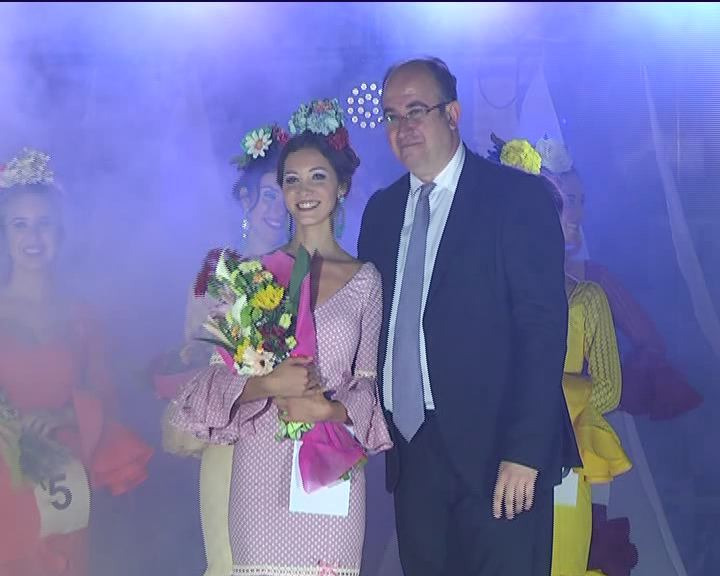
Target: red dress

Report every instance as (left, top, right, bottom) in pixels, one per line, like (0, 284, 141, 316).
(0, 304, 153, 576)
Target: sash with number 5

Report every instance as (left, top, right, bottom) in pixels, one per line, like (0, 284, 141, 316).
(33, 457, 91, 537)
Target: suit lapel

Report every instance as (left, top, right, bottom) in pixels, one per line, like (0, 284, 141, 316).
(380, 175, 410, 290)
(427, 151, 486, 301)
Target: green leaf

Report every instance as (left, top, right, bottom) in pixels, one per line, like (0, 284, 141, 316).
(194, 337, 233, 350)
(286, 245, 311, 315)
(197, 323, 233, 348)
(240, 305, 252, 328)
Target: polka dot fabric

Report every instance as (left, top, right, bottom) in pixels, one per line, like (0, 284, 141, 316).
(170, 263, 392, 576)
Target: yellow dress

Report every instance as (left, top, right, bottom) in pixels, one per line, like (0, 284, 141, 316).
(552, 282, 632, 576)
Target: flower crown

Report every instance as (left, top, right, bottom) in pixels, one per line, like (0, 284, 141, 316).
(231, 124, 289, 171)
(0, 148, 55, 189)
(489, 133, 573, 176)
(288, 98, 353, 152)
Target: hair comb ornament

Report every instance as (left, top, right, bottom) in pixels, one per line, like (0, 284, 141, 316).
(231, 124, 289, 171)
(288, 98, 360, 169)
(534, 135, 573, 174)
(0, 148, 55, 189)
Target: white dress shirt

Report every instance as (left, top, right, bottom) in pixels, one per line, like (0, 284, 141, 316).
(383, 143, 466, 411)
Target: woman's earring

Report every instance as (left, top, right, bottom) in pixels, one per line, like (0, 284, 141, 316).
(334, 195, 346, 239)
(241, 217, 249, 241)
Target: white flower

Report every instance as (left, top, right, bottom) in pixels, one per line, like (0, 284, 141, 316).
(534, 137, 573, 174)
(215, 250, 233, 283)
(243, 129, 272, 159)
(238, 347, 275, 376)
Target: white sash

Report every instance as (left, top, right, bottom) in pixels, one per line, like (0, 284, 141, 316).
(33, 458, 91, 537)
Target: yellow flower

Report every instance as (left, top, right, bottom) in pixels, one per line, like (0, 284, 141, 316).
(251, 284, 284, 311)
(279, 313, 292, 330)
(500, 139, 542, 175)
(234, 338, 251, 363)
(285, 336, 297, 350)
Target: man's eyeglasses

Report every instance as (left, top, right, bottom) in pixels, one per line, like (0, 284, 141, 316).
(382, 102, 450, 127)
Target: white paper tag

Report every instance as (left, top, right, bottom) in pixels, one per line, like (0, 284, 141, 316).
(553, 469, 579, 507)
(289, 440, 350, 517)
(34, 458, 91, 537)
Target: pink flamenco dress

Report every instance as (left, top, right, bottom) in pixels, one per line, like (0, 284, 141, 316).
(168, 250, 392, 576)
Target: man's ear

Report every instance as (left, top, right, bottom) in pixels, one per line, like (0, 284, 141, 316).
(446, 100, 461, 130)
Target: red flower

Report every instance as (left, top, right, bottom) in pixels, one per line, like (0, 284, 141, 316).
(225, 247, 243, 261)
(194, 248, 223, 296)
(273, 126, 290, 146)
(194, 269, 211, 297)
(313, 100, 332, 113)
(328, 127, 348, 151)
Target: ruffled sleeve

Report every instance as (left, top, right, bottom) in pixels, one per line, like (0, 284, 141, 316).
(564, 374, 632, 484)
(620, 347, 702, 420)
(584, 260, 702, 419)
(71, 306, 154, 496)
(333, 266, 392, 455)
(89, 420, 154, 495)
(167, 357, 270, 445)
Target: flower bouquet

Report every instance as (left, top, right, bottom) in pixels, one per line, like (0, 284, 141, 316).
(193, 247, 366, 493)
(0, 391, 70, 487)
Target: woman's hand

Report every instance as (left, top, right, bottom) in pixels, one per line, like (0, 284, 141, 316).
(274, 393, 348, 424)
(21, 407, 74, 437)
(261, 356, 321, 398)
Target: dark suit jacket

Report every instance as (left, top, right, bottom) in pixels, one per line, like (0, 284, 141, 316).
(358, 148, 580, 493)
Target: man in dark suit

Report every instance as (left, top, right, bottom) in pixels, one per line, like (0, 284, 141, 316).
(358, 57, 579, 575)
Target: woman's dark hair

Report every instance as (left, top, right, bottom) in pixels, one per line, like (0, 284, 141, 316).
(276, 131, 360, 194)
(539, 175, 564, 215)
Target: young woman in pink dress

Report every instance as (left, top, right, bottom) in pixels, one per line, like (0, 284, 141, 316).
(168, 101, 392, 576)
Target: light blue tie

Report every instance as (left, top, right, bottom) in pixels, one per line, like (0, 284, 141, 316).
(392, 182, 435, 442)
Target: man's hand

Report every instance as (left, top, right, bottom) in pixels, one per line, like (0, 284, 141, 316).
(492, 460, 538, 520)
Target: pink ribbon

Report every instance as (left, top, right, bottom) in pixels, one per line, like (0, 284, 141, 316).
(263, 250, 366, 492)
(318, 560, 338, 576)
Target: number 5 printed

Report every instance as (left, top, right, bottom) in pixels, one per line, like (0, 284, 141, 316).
(41, 473, 73, 510)
(34, 459, 90, 536)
